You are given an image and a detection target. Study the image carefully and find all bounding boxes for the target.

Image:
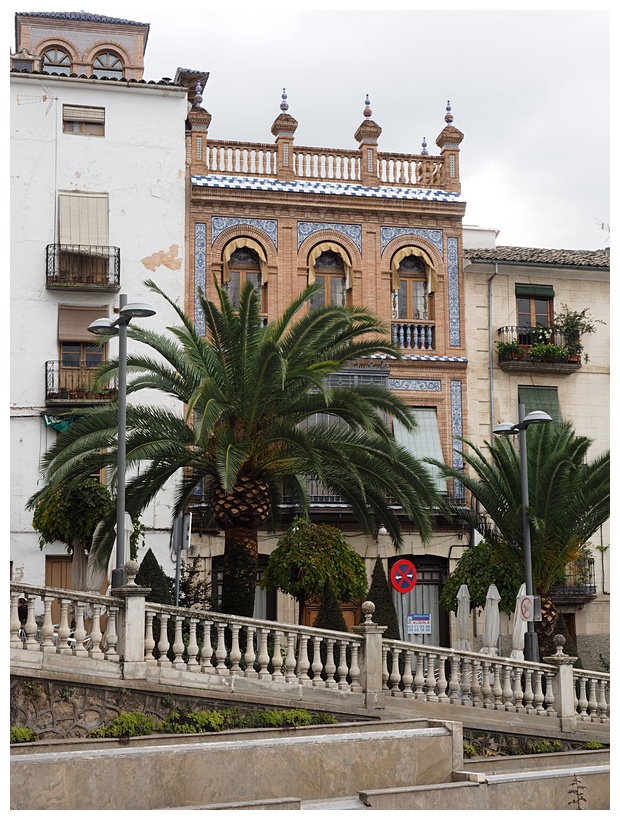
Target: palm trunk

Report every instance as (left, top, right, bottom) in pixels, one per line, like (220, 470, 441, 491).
(534, 592, 559, 658)
(220, 524, 259, 617)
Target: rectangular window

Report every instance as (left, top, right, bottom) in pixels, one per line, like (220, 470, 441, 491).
(62, 105, 105, 136)
(57, 305, 107, 396)
(517, 386, 562, 423)
(515, 284, 555, 342)
(58, 192, 109, 247)
(393, 409, 447, 493)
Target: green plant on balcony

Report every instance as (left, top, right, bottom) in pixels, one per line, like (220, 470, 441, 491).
(530, 325, 553, 345)
(529, 343, 568, 362)
(495, 339, 525, 360)
(552, 304, 604, 361)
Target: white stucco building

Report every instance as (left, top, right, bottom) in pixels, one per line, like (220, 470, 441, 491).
(10, 12, 197, 587)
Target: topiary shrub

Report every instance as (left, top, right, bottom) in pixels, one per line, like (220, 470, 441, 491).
(364, 558, 401, 640)
(11, 727, 37, 743)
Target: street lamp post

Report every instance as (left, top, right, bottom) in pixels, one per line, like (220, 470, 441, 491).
(88, 294, 156, 588)
(493, 404, 552, 663)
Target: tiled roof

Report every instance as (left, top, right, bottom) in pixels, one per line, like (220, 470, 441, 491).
(192, 174, 462, 203)
(464, 246, 610, 268)
(17, 11, 149, 26)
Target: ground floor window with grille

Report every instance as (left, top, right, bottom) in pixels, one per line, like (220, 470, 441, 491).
(388, 555, 449, 646)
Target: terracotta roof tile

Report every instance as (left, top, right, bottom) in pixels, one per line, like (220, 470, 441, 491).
(464, 246, 610, 268)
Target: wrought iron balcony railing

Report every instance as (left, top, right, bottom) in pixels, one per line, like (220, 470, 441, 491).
(45, 361, 117, 403)
(46, 244, 120, 289)
(549, 558, 596, 600)
(496, 325, 581, 367)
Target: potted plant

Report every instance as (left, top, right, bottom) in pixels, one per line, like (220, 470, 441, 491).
(529, 343, 568, 363)
(552, 304, 604, 362)
(495, 339, 524, 360)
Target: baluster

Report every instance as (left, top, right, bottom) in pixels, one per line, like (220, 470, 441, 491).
(298, 634, 310, 685)
(349, 642, 361, 692)
(492, 662, 504, 709)
(413, 650, 426, 699)
(381, 643, 390, 691)
(311, 636, 324, 686)
(104, 606, 119, 660)
(544, 671, 556, 717)
(459, 657, 472, 706)
(448, 655, 461, 704)
(437, 655, 449, 702)
(502, 664, 515, 711)
(470, 659, 482, 706)
(402, 648, 414, 698)
(481, 661, 493, 708)
(73, 601, 88, 656)
(577, 675, 588, 720)
(157, 612, 171, 666)
(144, 609, 156, 664)
(186, 617, 199, 671)
(533, 670, 546, 715)
(199, 619, 214, 672)
(587, 677, 599, 722)
(243, 625, 257, 677)
(598, 679, 609, 723)
(425, 653, 438, 702)
(324, 639, 337, 689)
(390, 647, 402, 695)
(56, 598, 72, 654)
(229, 623, 242, 674)
(215, 622, 228, 675)
(172, 614, 186, 669)
(257, 628, 271, 679)
(523, 668, 535, 713)
(513, 666, 525, 711)
(24, 595, 40, 650)
(271, 631, 284, 680)
(337, 639, 350, 690)
(410, 324, 417, 350)
(89, 603, 104, 658)
(285, 632, 297, 683)
(10, 592, 22, 649)
(40, 596, 56, 652)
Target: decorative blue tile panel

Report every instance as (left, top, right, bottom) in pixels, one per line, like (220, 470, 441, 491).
(450, 379, 465, 499)
(380, 226, 444, 256)
(212, 216, 278, 249)
(194, 223, 206, 336)
(297, 221, 362, 251)
(389, 379, 442, 391)
(192, 174, 462, 204)
(364, 353, 467, 363)
(447, 237, 460, 346)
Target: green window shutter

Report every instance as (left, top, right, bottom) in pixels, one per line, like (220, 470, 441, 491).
(393, 409, 447, 492)
(517, 386, 562, 423)
(515, 284, 555, 298)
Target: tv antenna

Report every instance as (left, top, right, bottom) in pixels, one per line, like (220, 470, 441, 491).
(16, 84, 56, 115)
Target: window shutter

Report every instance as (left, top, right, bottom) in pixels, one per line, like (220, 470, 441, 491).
(58, 305, 108, 342)
(515, 284, 555, 298)
(58, 193, 109, 246)
(517, 386, 562, 423)
(62, 105, 105, 123)
(393, 410, 447, 492)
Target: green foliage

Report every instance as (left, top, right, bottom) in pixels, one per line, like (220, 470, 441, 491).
(582, 741, 604, 750)
(363, 557, 401, 639)
(263, 517, 367, 615)
(524, 739, 563, 755)
(157, 708, 229, 734)
(463, 743, 478, 759)
(313, 578, 349, 632)
(495, 340, 524, 359)
(87, 711, 155, 739)
(528, 343, 568, 362)
(10, 727, 37, 743)
(30, 476, 114, 553)
(172, 557, 213, 609)
(135, 548, 173, 605)
(440, 540, 521, 614)
(553, 304, 604, 357)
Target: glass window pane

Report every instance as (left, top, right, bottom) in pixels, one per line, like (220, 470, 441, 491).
(227, 271, 240, 307)
(330, 275, 346, 307)
(309, 275, 325, 310)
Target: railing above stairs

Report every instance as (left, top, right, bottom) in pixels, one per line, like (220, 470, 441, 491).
(10, 573, 610, 734)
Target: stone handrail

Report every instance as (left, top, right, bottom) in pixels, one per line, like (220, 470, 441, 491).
(205, 140, 278, 177)
(9, 582, 609, 728)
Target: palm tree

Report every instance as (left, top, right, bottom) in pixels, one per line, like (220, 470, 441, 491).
(30, 278, 444, 617)
(429, 422, 610, 654)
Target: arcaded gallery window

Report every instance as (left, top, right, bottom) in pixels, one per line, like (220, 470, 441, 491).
(307, 243, 352, 310)
(92, 51, 124, 79)
(222, 239, 268, 317)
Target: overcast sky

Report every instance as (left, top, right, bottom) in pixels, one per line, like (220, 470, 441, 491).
(8, 3, 611, 251)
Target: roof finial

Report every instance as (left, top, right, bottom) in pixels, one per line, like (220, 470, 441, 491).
(445, 100, 454, 124)
(363, 94, 372, 119)
(280, 88, 288, 112)
(421, 137, 428, 155)
(194, 81, 203, 107)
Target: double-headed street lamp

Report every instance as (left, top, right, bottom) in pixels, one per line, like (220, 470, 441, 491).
(493, 404, 552, 663)
(88, 294, 156, 588)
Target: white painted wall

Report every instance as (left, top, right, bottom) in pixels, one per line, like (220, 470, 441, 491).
(11, 74, 188, 585)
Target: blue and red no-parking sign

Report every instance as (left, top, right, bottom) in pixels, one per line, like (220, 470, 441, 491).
(390, 559, 417, 594)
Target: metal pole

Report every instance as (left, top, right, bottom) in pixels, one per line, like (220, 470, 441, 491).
(112, 293, 128, 588)
(518, 402, 539, 662)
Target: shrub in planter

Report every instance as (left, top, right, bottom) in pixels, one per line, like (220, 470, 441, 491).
(529, 343, 568, 362)
(11, 727, 37, 743)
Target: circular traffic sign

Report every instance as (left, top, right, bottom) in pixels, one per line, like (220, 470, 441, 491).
(390, 559, 417, 594)
(520, 596, 532, 621)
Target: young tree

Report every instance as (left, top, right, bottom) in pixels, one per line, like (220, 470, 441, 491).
(262, 517, 368, 623)
(430, 422, 610, 654)
(364, 557, 401, 640)
(29, 279, 444, 617)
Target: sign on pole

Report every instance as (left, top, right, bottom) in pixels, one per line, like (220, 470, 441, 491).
(390, 559, 417, 594)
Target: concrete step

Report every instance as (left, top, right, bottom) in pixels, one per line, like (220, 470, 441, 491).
(300, 795, 369, 810)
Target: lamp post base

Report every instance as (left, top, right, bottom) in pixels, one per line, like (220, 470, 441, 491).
(524, 631, 540, 664)
(110, 567, 126, 589)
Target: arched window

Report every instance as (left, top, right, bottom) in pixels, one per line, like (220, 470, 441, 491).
(225, 247, 264, 311)
(308, 249, 347, 310)
(92, 51, 124, 79)
(393, 254, 431, 321)
(42, 47, 71, 75)
(390, 247, 438, 350)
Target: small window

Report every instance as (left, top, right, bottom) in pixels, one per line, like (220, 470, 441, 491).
(63, 105, 105, 136)
(92, 52, 124, 79)
(12, 59, 34, 71)
(42, 47, 71, 75)
(517, 386, 562, 424)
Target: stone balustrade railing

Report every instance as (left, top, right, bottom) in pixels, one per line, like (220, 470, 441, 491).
(391, 320, 435, 351)
(205, 140, 278, 177)
(10, 582, 609, 729)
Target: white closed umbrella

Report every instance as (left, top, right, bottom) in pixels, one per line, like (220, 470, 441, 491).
(455, 584, 471, 651)
(510, 583, 528, 660)
(480, 584, 501, 656)
(86, 522, 108, 593)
